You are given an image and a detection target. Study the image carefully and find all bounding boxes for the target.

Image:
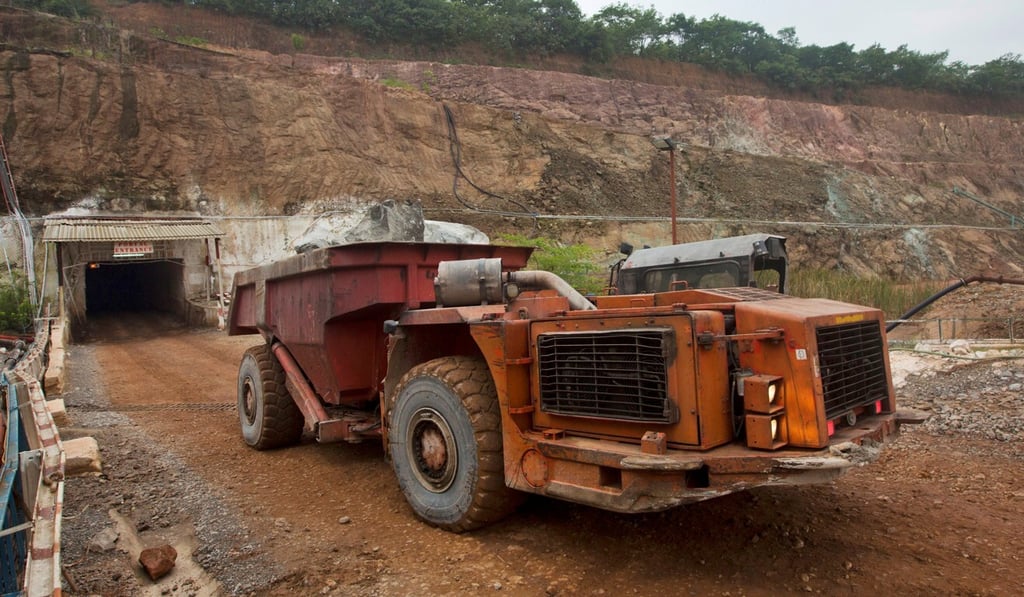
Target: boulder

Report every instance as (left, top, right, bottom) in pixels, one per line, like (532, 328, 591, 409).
(139, 544, 177, 581)
(293, 200, 489, 252)
(63, 436, 102, 476)
(424, 220, 489, 244)
(294, 199, 425, 253)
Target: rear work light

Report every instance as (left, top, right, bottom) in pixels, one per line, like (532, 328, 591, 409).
(741, 374, 787, 450)
(745, 412, 788, 450)
(742, 374, 784, 415)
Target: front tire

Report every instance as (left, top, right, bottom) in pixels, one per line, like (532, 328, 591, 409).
(389, 356, 523, 531)
(237, 344, 303, 450)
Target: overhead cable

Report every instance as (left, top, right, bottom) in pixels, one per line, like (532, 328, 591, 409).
(443, 103, 538, 222)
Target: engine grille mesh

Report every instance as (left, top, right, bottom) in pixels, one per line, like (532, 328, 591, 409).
(816, 321, 889, 419)
(537, 329, 674, 423)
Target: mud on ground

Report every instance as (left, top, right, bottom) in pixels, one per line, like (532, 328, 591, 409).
(58, 313, 1024, 596)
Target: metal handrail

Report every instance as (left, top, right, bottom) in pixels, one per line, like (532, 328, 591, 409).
(887, 316, 1023, 343)
(952, 187, 1022, 228)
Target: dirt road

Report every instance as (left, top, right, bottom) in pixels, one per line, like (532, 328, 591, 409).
(59, 314, 1024, 596)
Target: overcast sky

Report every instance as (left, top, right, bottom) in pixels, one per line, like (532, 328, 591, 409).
(574, 0, 1023, 65)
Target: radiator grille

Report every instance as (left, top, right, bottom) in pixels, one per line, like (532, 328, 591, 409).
(816, 321, 889, 419)
(537, 329, 675, 423)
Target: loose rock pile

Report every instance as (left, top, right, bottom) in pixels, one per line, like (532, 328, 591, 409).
(892, 344, 1024, 443)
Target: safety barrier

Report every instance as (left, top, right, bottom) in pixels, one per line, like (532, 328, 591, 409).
(0, 321, 62, 597)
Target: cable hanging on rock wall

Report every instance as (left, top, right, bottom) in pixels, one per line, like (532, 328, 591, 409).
(443, 103, 538, 222)
(0, 133, 37, 307)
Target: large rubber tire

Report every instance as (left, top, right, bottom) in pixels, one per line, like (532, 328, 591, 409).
(389, 356, 523, 532)
(237, 344, 304, 450)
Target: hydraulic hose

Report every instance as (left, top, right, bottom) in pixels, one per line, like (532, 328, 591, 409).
(886, 275, 1024, 332)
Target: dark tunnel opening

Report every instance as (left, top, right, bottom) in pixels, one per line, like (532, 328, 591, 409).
(85, 259, 186, 316)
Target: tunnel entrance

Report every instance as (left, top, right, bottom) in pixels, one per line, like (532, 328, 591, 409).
(84, 259, 185, 314)
(43, 217, 226, 333)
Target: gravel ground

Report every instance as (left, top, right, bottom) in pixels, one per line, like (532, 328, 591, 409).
(894, 344, 1024, 446)
(59, 341, 281, 595)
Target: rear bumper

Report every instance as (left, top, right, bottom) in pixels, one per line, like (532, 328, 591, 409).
(516, 410, 921, 513)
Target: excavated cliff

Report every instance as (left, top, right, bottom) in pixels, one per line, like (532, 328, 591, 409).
(1, 6, 1022, 279)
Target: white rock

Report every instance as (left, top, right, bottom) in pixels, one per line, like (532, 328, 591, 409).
(948, 339, 972, 356)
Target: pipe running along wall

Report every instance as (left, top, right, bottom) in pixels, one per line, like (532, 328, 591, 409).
(886, 275, 1024, 332)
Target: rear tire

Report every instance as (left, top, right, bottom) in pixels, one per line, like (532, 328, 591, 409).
(237, 344, 303, 450)
(389, 356, 523, 532)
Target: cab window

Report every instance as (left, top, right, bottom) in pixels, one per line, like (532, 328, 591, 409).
(642, 262, 742, 292)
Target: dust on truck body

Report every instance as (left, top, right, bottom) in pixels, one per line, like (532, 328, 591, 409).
(229, 241, 914, 531)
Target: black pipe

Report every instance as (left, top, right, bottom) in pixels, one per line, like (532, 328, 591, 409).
(886, 275, 1024, 332)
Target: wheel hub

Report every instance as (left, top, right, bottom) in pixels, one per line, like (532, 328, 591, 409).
(407, 407, 457, 493)
(242, 378, 258, 425)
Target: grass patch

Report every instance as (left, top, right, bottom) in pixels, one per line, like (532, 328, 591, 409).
(787, 269, 946, 319)
(65, 46, 111, 60)
(421, 69, 436, 93)
(175, 36, 208, 47)
(380, 77, 414, 90)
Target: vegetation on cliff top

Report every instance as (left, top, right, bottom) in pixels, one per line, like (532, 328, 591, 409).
(22, 0, 1018, 99)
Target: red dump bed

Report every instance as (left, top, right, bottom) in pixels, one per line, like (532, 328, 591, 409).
(228, 242, 533, 406)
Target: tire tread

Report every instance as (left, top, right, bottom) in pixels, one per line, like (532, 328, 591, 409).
(240, 344, 304, 450)
(392, 356, 523, 532)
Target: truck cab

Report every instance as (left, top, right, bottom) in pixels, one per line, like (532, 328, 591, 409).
(612, 234, 788, 294)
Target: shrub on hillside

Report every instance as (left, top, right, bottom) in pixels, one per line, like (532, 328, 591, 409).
(0, 275, 34, 334)
(498, 234, 604, 295)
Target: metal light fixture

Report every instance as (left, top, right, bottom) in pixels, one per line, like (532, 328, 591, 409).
(650, 136, 679, 244)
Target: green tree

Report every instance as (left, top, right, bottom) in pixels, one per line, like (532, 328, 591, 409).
(593, 3, 666, 56)
(677, 15, 774, 74)
(968, 54, 1024, 95)
(857, 43, 896, 85)
(889, 45, 949, 88)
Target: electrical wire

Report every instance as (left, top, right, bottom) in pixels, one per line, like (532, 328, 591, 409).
(0, 219, 14, 283)
(443, 104, 538, 222)
(0, 135, 37, 306)
(35, 241, 48, 319)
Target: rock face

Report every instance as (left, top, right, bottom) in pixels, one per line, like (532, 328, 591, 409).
(1, 7, 1022, 278)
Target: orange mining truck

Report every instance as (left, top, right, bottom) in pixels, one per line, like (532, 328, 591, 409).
(228, 241, 917, 531)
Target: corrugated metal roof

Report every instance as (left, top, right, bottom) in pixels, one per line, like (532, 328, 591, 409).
(42, 219, 223, 242)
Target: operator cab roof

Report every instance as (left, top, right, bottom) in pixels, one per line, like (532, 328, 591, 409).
(621, 234, 786, 270)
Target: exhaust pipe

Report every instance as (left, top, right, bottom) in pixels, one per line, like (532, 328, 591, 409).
(506, 270, 596, 311)
(434, 259, 596, 310)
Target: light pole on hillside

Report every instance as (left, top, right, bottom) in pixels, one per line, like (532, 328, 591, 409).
(650, 136, 680, 245)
